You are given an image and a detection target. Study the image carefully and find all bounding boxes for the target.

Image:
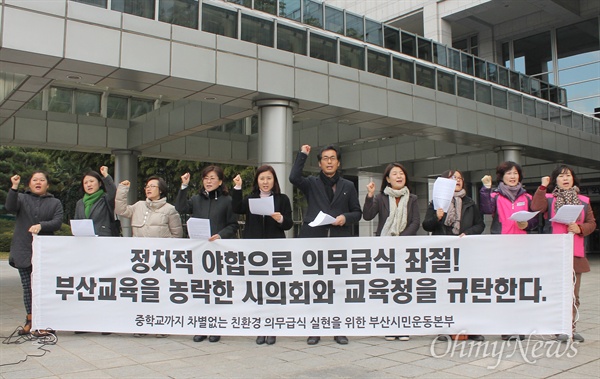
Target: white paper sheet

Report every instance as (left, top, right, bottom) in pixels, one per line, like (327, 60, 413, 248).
(186, 217, 211, 239)
(550, 205, 584, 224)
(248, 196, 275, 216)
(508, 211, 539, 222)
(70, 219, 97, 237)
(432, 177, 457, 212)
(308, 211, 336, 227)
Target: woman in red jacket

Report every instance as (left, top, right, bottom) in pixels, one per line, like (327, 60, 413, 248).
(531, 165, 596, 343)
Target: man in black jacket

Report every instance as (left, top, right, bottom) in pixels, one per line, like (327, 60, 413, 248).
(289, 144, 362, 345)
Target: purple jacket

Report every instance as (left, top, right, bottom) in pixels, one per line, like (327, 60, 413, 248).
(479, 187, 537, 234)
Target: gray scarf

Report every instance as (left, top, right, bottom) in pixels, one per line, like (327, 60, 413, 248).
(444, 189, 466, 235)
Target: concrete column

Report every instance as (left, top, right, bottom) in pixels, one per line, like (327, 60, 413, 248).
(496, 146, 523, 164)
(113, 150, 140, 237)
(423, 3, 452, 45)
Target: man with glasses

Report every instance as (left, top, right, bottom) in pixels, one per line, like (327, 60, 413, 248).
(289, 144, 362, 345)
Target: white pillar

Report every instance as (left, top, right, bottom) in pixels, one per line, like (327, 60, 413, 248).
(113, 150, 139, 237)
(254, 99, 298, 236)
(496, 146, 523, 164)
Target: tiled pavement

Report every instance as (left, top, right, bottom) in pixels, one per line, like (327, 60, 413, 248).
(1, 257, 598, 379)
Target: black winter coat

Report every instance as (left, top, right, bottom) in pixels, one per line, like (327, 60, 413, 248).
(175, 187, 238, 239)
(231, 189, 293, 239)
(422, 196, 485, 236)
(73, 175, 116, 236)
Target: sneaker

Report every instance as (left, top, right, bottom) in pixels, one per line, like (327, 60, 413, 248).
(384, 336, 397, 341)
(572, 333, 584, 342)
(398, 335, 410, 341)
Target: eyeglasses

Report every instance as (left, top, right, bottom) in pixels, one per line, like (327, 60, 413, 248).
(452, 176, 463, 181)
(321, 156, 338, 162)
(144, 185, 159, 189)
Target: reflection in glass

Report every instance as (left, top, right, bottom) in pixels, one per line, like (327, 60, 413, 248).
(437, 70, 455, 95)
(365, 19, 383, 46)
(310, 33, 337, 63)
(416, 64, 435, 89)
(131, 98, 154, 118)
(279, 0, 301, 21)
(324, 5, 344, 34)
(241, 14, 274, 47)
(75, 91, 101, 115)
(304, 0, 323, 28)
(384, 26, 400, 52)
(367, 49, 390, 76)
(434, 43, 447, 66)
(487, 63, 497, 83)
(346, 12, 364, 40)
(340, 42, 364, 70)
(401, 32, 416, 57)
(277, 24, 307, 54)
(24, 92, 43, 110)
(159, 0, 198, 29)
(48, 88, 73, 113)
(492, 88, 507, 109)
(474, 58, 486, 79)
(520, 74, 530, 94)
(73, 0, 107, 7)
(255, 0, 277, 15)
(509, 71, 520, 90)
(461, 52, 473, 75)
(557, 19, 599, 67)
(107, 95, 128, 120)
(475, 83, 491, 104)
(228, 0, 251, 6)
(457, 77, 474, 100)
(513, 31, 552, 83)
(392, 57, 414, 83)
(448, 48, 461, 71)
(202, 4, 237, 37)
(112, 0, 155, 19)
(418, 37, 432, 62)
(530, 78, 541, 97)
(498, 66, 509, 87)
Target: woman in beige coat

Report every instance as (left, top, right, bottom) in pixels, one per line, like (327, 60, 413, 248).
(115, 176, 182, 238)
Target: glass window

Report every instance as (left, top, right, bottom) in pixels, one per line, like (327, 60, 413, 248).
(367, 49, 390, 76)
(549, 104, 561, 124)
(498, 66, 509, 87)
(433, 43, 447, 66)
(280, 0, 301, 21)
(228, 0, 251, 6)
(583, 116, 594, 134)
(365, 19, 382, 46)
(448, 48, 461, 71)
(254, 0, 277, 15)
(513, 31, 553, 83)
(340, 42, 364, 70)
(241, 14, 274, 47)
(492, 88, 507, 109)
(401, 32, 416, 57)
(508, 93, 521, 113)
(24, 92, 43, 110)
(520, 74, 530, 94)
(457, 77, 474, 100)
(523, 97, 536, 116)
(277, 24, 307, 54)
(417, 37, 432, 62)
(75, 91, 101, 115)
(72, 0, 107, 7)
(460, 52, 473, 75)
(536, 100, 548, 120)
(131, 98, 154, 118)
(416, 64, 435, 89)
(530, 78, 541, 97)
(202, 4, 237, 38)
(324, 5, 343, 34)
(392, 57, 414, 83)
(310, 33, 337, 63)
(501, 42, 510, 68)
(540, 81, 550, 100)
(437, 70, 455, 95)
(474, 58, 486, 79)
(549, 86, 560, 103)
(487, 62, 497, 83)
(561, 109, 573, 127)
(475, 83, 491, 104)
(572, 113, 583, 130)
(112, 0, 155, 19)
(509, 70, 520, 90)
(384, 26, 400, 52)
(453, 38, 467, 52)
(346, 12, 364, 40)
(557, 19, 599, 68)
(303, 0, 323, 28)
(48, 87, 73, 113)
(107, 95, 128, 120)
(159, 0, 198, 29)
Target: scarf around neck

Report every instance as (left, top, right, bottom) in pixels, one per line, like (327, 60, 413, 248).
(497, 182, 523, 202)
(444, 189, 466, 235)
(320, 171, 340, 202)
(83, 189, 105, 218)
(553, 186, 581, 211)
(380, 186, 410, 236)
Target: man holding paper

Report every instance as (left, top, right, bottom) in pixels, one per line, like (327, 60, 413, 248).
(289, 144, 362, 346)
(531, 165, 596, 343)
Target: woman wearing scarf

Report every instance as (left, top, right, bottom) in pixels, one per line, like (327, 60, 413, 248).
(531, 165, 596, 343)
(363, 162, 420, 342)
(73, 166, 117, 237)
(423, 169, 485, 342)
(479, 161, 537, 341)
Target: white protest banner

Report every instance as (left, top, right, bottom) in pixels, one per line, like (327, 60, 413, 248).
(32, 234, 573, 336)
